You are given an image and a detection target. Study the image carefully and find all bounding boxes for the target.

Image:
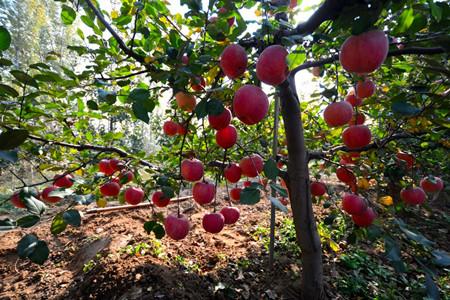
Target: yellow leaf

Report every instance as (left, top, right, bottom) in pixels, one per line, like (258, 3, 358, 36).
(329, 239, 340, 252)
(75, 169, 83, 176)
(111, 10, 119, 19)
(382, 86, 389, 92)
(255, 9, 262, 17)
(144, 56, 154, 64)
(96, 198, 107, 208)
(379, 195, 393, 206)
(357, 178, 369, 190)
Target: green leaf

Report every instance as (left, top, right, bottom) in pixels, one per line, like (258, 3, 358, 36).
(287, 51, 306, 70)
(161, 186, 174, 199)
(128, 88, 150, 102)
(206, 99, 224, 116)
(132, 101, 150, 123)
(269, 182, 288, 197)
(48, 188, 74, 198)
(195, 99, 208, 119)
(396, 219, 435, 247)
(98, 89, 116, 105)
(384, 236, 406, 273)
(152, 223, 165, 239)
(391, 101, 421, 116)
(268, 196, 288, 213)
(87, 100, 99, 110)
(0, 218, 16, 231)
(240, 187, 261, 205)
(10, 70, 39, 88)
(429, 1, 442, 22)
(0, 83, 19, 97)
(51, 213, 67, 235)
(63, 209, 81, 227)
(23, 196, 46, 216)
(61, 4, 76, 25)
(263, 159, 279, 180)
(16, 215, 40, 228)
(17, 234, 39, 258)
(393, 8, 414, 35)
(432, 249, 450, 267)
(144, 220, 156, 234)
(0, 26, 11, 51)
(0, 150, 18, 162)
(27, 240, 49, 265)
(0, 129, 29, 150)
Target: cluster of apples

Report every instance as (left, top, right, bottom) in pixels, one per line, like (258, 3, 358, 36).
(97, 158, 144, 205)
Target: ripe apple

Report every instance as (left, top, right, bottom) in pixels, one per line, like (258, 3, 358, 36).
(342, 125, 372, 149)
(202, 213, 225, 233)
(216, 125, 237, 149)
(396, 152, 414, 169)
(163, 120, 178, 136)
(119, 170, 134, 184)
(152, 191, 171, 207)
(256, 45, 289, 86)
(208, 107, 232, 130)
(336, 167, 356, 184)
(356, 79, 376, 98)
(340, 152, 360, 165)
(243, 181, 252, 187)
(224, 163, 242, 183)
(345, 90, 363, 107)
(310, 181, 326, 196)
(99, 159, 115, 176)
(348, 112, 365, 125)
(109, 158, 122, 172)
(220, 44, 247, 79)
(339, 30, 389, 74)
(181, 158, 204, 182)
(323, 101, 353, 127)
(53, 174, 74, 188)
(175, 91, 196, 112)
(420, 176, 444, 193)
(240, 154, 264, 177)
(220, 206, 240, 224)
(342, 193, 367, 215)
(124, 187, 144, 205)
(10, 192, 26, 208)
(230, 187, 242, 202)
(400, 187, 426, 205)
(100, 181, 121, 197)
(191, 76, 205, 91)
(164, 214, 190, 240)
(41, 186, 62, 203)
(193, 181, 215, 205)
(352, 207, 376, 227)
(181, 53, 189, 65)
(177, 123, 187, 135)
(233, 85, 269, 125)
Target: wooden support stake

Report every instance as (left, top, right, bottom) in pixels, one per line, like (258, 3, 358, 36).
(85, 195, 193, 214)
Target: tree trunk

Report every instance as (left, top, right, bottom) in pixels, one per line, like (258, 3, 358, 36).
(279, 79, 324, 299)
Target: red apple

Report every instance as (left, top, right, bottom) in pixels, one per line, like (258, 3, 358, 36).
(356, 79, 375, 98)
(164, 214, 190, 240)
(336, 167, 356, 184)
(420, 176, 444, 193)
(216, 125, 237, 149)
(53, 174, 74, 188)
(224, 163, 242, 183)
(220, 206, 240, 224)
(348, 112, 365, 125)
(98, 159, 115, 176)
(100, 181, 121, 197)
(152, 191, 170, 207)
(175, 92, 196, 112)
(323, 101, 353, 127)
(208, 107, 232, 130)
(193, 181, 215, 205)
(230, 187, 242, 202)
(339, 30, 389, 74)
(202, 212, 225, 233)
(289, 0, 298, 9)
(177, 123, 187, 135)
(310, 181, 326, 196)
(163, 120, 178, 136)
(119, 170, 134, 184)
(124, 187, 144, 205)
(400, 187, 426, 205)
(256, 45, 289, 86)
(181, 53, 189, 65)
(181, 158, 204, 182)
(233, 85, 269, 125)
(191, 76, 205, 91)
(109, 158, 122, 171)
(280, 197, 289, 206)
(41, 186, 62, 203)
(342, 193, 367, 215)
(239, 154, 264, 177)
(340, 152, 360, 165)
(352, 207, 376, 227)
(10, 192, 26, 208)
(220, 44, 247, 79)
(396, 152, 414, 169)
(243, 181, 252, 187)
(345, 90, 363, 107)
(342, 125, 372, 149)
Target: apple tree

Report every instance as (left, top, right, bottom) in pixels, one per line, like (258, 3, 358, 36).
(0, 0, 449, 299)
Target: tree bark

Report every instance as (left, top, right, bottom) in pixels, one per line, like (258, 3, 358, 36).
(279, 78, 324, 299)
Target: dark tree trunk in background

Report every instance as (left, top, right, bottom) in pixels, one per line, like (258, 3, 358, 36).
(279, 79, 324, 300)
